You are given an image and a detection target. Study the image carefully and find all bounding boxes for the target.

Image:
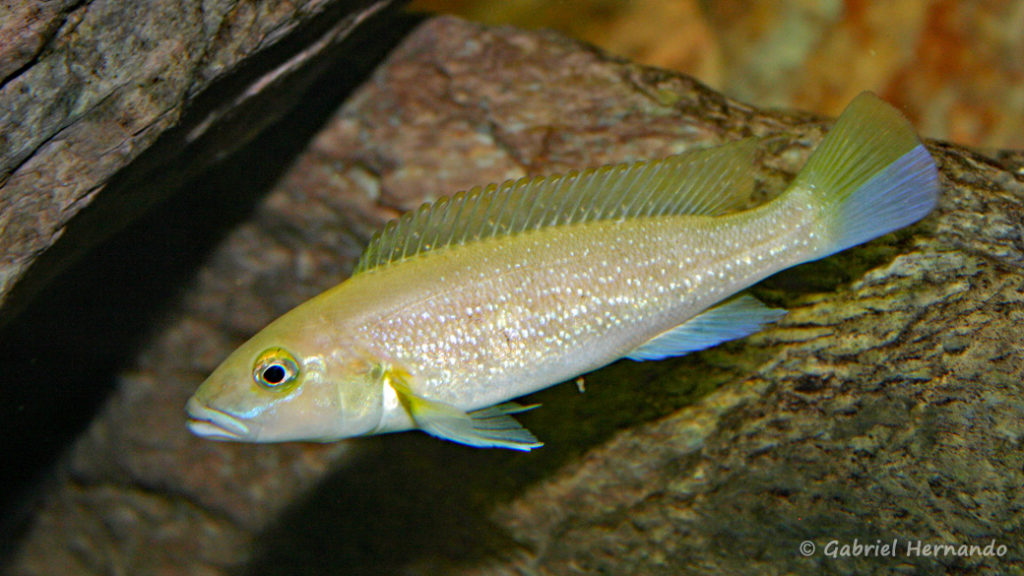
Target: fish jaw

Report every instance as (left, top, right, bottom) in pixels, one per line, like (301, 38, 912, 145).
(185, 396, 253, 441)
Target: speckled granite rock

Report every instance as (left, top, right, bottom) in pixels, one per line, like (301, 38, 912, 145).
(9, 15, 1024, 576)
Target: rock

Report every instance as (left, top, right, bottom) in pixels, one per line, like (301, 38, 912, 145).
(0, 0, 409, 566)
(8, 14, 1024, 576)
(0, 0, 397, 317)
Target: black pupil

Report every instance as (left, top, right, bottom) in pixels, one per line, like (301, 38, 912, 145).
(263, 364, 287, 384)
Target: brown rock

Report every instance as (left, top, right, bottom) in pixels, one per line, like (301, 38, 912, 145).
(0, 0, 398, 317)
(8, 14, 1023, 576)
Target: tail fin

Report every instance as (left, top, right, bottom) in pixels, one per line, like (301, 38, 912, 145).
(792, 92, 940, 259)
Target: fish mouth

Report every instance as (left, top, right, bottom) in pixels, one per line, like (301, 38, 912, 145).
(185, 397, 251, 441)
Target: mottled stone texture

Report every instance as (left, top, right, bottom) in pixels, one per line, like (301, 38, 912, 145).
(0, 0, 393, 315)
(8, 15, 1024, 576)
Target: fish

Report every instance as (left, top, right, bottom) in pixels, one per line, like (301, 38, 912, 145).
(186, 92, 939, 450)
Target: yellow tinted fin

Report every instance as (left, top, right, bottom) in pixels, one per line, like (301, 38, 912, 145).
(354, 139, 758, 274)
(792, 92, 939, 258)
(387, 370, 543, 451)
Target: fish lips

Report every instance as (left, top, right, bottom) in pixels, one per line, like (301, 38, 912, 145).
(186, 397, 251, 441)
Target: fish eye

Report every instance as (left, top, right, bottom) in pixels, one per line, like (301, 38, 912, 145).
(253, 348, 299, 389)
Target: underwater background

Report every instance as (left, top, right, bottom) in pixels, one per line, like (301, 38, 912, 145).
(2, 1, 1022, 574)
(412, 0, 1024, 149)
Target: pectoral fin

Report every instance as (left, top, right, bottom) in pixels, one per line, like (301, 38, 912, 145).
(387, 373, 543, 451)
(627, 295, 786, 361)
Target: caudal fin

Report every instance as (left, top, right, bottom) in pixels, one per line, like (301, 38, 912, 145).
(793, 92, 940, 258)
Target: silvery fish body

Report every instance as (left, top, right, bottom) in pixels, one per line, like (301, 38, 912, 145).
(186, 93, 939, 450)
(353, 201, 806, 410)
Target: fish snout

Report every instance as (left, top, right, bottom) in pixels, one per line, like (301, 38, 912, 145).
(185, 396, 251, 441)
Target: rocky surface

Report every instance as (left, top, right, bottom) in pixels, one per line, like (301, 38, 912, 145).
(6, 14, 1023, 576)
(0, 0, 396, 316)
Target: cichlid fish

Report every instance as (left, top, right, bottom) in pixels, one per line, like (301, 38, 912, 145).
(186, 93, 939, 450)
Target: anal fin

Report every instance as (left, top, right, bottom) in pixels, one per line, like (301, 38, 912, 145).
(627, 295, 786, 361)
(388, 372, 543, 451)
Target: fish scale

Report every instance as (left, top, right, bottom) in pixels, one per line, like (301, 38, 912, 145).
(355, 194, 818, 411)
(186, 93, 939, 450)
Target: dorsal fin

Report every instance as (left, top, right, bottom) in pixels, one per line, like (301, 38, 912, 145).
(354, 139, 757, 275)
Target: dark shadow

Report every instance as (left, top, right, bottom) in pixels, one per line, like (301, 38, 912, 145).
(244, 380, 618, 575)
(246, 435, 541, 576)
(244, 340, 774, 575)
(758, 227, 924, 298)
(0, 6, 421, 565)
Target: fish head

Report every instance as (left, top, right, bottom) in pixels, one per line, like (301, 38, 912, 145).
(186, 322, 383, 443)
